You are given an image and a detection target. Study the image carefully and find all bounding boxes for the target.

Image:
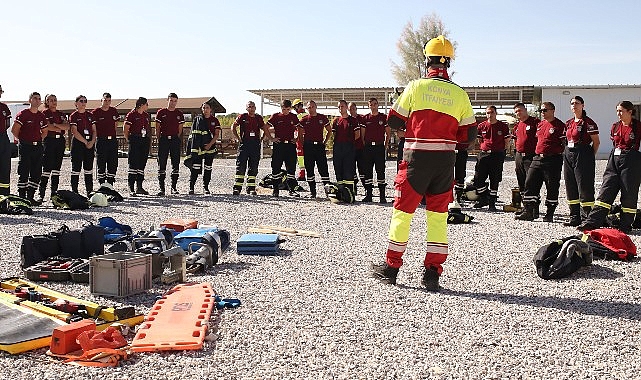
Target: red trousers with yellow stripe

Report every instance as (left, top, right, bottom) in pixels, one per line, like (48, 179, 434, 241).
(386, 151, 454, 274)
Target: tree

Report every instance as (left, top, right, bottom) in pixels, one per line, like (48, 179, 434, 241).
(391, 13, 456, 85)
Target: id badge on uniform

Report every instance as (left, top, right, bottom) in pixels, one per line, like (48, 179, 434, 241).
(567, 141, 575, 148)
(84, 129, 89, 135)
(249, 132, 256, 137)
(614, 148, 622, 156)
(141, 129, 147, 137)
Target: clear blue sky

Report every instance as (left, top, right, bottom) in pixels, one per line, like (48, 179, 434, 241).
(2, 0, 640, 114)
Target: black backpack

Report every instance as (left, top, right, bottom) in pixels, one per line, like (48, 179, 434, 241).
(533, 236, 593, 279)
(51, 190, 90, 210)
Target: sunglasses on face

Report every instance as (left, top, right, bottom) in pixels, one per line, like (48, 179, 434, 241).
(78, 99, 88, 103)
(539, 109, 551, 112)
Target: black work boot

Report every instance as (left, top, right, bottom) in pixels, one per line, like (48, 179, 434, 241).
(371, 262, 399, 285)
(157, 180, 166, 196)
(361, 186, 373, 203)
(542, 204, 556, 222)
(421, 267, 440, 291)
(515, 203, 535, 221)
(488, 196, 498, 212)
(564, 204, 582, 226)
(619, 212, 635, 234)
(474, 193, 490, 209)
(379, 184, 388, 203)
(533, 201, 540, 219)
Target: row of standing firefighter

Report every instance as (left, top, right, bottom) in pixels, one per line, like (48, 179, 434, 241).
(0, 88, 393, 204)
(371, 35, 641, 292)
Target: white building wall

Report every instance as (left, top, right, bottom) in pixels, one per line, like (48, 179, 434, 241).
(540, 87, 641, 159)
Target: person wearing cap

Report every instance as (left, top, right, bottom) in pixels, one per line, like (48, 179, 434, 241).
(579, 101, 641, 233)
(291, 99, 307, 181)
(332, 100, 360, 197)
(11, 92, 47, 203)
(186, 101, 221, 195)
(510, 102, 540, 213)
(563, 95, 599, 226)
(124, 97, 152, 196)
(155, 93, 185, 196)
(38, 94, 69, 202)
(232, 101, 269, 195)
(69, 95, 97, 196)
(515, 102, 565, 222)
(266, 99, 302, 197)
(92, 92, 120, 186)
(361, 97, 390, 203)
(371, 35, 476, 291)
(298, 100, 331, 198)
(470, 105, 510, 211)
(0, 84, 11, 195)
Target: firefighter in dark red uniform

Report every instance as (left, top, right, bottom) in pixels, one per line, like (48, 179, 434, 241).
(124, 97, 151, 196)
(579, 101, 641, 233)
(92, 92, 120, 186)
(298, 100, 331, 198)
(155, 93, 184, 196)
(39, 94, 69, 201)
(348, 102, 366, 197)
(232, 101, 268, 196)
(371, 36, 476, 290)
(267, 99, 301, 197)
(11, 92, 47, 203)
(471, 105, 510, 211)
(292, 99, 307, 181)
(332, 100, 360, 196)
(69, 95, 97, 196)
(515, 102, 565, 222)
(362, 97, 391, 203)
(563, 96, 600, 226)
(0, 85, 13, 196)
(512, 102, 539, 198)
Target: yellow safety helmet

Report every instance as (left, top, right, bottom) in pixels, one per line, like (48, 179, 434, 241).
(424, 35, 454, 62)
(292, 99, 303, 107)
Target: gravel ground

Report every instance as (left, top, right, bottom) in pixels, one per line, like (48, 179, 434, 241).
(1, 156, 640, 380)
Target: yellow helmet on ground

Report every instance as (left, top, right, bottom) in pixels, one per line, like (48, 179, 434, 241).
(424, 35, 454, 64)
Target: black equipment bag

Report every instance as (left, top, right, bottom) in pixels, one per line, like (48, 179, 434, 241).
(20, 234, 62, 268)
(533, 236, 593, 280)
(51, 190, 90, 210)
(0, 195, 33, 215)
(20, 223, 104, 268)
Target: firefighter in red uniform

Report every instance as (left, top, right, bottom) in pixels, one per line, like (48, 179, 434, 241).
(155, 93, 185, 196)
(39, 94, 69, 201)
(68, 95, 97, 196)
(471, 105, 510, 211)
(579, 101, 641, 233)
(511, 102, 539, 213)
(332, 100, 360, 197)
(0, 85, 13, 195)
(232, 101, 269, 196)
(124, 97, 151, 196)
(348, 102, 366, 198)
(267, 99, 301, 197)
(563, 96, 600, 226)
(11, 92, 47, 203)
(515, 102, 565, 222)
(298, 100, 331, 198)
(362, 97, 391, 203)
(92, 93, 120, 186)
(371, 36, 476, 290)
(292, 99, 306, 181)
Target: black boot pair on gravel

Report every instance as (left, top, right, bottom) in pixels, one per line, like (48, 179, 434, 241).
(371, 263, 440, 291)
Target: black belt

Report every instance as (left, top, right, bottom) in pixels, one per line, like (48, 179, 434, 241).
(21, 141, 42, 146)
(305, 141, 324, 145)
(161, 135, 179, 140)
(537, 153, 561, 158)
(278, 140, 294, 144)
(98, 136, 116, 140)
(517, 151, 535, 156)
(45, 134, 63, 139)
(366, 142, 384, 146)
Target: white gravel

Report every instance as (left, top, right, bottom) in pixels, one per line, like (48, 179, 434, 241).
(1, 156, 641, 380)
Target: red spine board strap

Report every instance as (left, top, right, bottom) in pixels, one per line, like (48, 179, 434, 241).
(130, 283, 214, 352)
